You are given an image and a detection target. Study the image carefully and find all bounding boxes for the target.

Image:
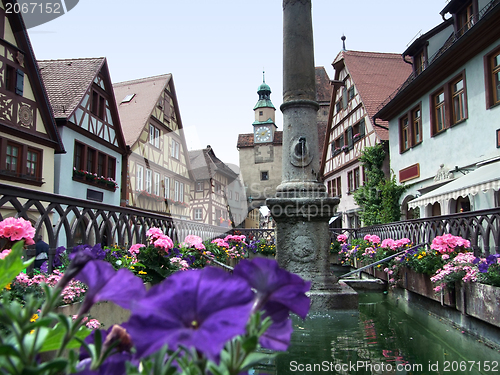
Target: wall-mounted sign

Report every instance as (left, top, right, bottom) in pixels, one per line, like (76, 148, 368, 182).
(399, 163, 420, 183)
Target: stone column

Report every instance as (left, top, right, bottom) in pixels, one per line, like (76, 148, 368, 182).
(266, 0, 357, 310)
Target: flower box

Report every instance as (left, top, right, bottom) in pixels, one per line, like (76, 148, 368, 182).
(402, 267, 455, 307)
(458, 282, 500, 328)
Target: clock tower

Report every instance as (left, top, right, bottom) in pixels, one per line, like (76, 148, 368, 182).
(253, 72, 277, 143)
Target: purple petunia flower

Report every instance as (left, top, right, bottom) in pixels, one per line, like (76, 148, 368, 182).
(233, 258, 311, 319)
(478, 262, 489, 273)
(124, 266, 254, 361)
(75, 260, 146, 316)
(233, 258, 311, 351)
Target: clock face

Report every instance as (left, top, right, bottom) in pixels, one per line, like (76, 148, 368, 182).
(255, 126, 272, 143)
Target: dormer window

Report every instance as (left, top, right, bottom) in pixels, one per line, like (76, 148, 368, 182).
(456, 2, 474, 36)
(414, 50, 426, 75)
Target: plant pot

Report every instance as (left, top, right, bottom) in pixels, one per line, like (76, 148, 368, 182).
(459, 282, 500, 328)
(402, 267, 455, 307)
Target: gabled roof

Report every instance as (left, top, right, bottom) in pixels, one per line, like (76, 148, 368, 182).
(333, 50, 412, 140)
(38, 57, 127, 152)
(4, 1, 64, 153)
(38, 58, 105, 118)
(189, 146, 239, 182)
(113, 74, 172, 146)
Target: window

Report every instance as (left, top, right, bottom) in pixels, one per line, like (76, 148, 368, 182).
(5, 65, 24, 95)
(171, 139, 180, 159)
(174, 180, 180, 201)
(196, 181, 204, 191)
(414, 50, 426, 75)
(0, 139, 43, 183)
(235, 192, 240, 201)
(457, 2, 474, 36)
(86, 148, 95, 173)
(430, 72, 467, 135)
(347, 167, 360, 192)
(348, 86, 355, 101)
(433, 91, 446, 134)
(261, 171, 269, 181)
(154, 172, 160, 196)
(259, 111, 263, 116)
(179, 182, 184, 203)
(400, 115, 410, 152)
(353, 118, 365, 140)
(149, 124, 160, 148)
(327, 176, 342, 197)
(451, 77, 466, 124)
(26, 149, 40, 177)
(136, 165, 144, 191)
(194, 208, 203, 221)
(73, 141, 116, 182)
(97, 152, 105, 177)
(91, 90, 105, 119)
(228, 190, 232, 199)
(486, 47, 500, 107)
(164, 177, 170, 198)
(412, 107, 422, 145)
(6, 143, 20, 173)
(399, 104, 422, 152)
(145, 169, 152, 193)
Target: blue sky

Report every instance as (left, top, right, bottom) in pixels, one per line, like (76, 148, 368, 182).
(27, 0, 447, 166)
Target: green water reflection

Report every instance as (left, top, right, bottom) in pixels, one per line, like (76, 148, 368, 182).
(255, 293, 500, 374)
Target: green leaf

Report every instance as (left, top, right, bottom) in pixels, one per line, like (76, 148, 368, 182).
(240, 352, 277, 370)
(36, 358, 68, 373)
(0, 344, 21, 357)
(241, 335, 258, 353)
(40, 323, 91, 352)
(0, 241, 34, 290)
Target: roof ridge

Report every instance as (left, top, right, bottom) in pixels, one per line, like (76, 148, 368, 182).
(113, 74, 172, 86)
(38, 57, 105, 63)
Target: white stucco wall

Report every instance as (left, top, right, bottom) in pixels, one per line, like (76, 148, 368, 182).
(389, 38, 500, 214)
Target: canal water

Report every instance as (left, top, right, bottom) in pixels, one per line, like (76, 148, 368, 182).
(254, 292, 500, 374)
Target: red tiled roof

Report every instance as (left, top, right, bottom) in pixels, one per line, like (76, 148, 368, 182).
(337, 51, 412, 140)
(38, 57, 105, 119)
(113, 74, 172, 146)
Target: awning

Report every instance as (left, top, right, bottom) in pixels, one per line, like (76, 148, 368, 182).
(408, 160, 500, 209)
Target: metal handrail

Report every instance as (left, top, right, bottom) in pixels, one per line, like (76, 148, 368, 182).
(338, 243, 425, 279)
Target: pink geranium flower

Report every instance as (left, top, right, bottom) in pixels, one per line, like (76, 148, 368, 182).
(129, 244, 145, 256)
(211, 238, 230, 248)
(0, 249, 12, 259)
(183, 235, 205, 250)
(337, 234, 348, 243)
(146, 227, 164, 242)
(154, 236, 174, 252)
(0, 217, 35, 245)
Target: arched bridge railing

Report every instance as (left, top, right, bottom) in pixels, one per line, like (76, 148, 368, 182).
(0, 183, 228, 261)
(353, 208, 500, 256)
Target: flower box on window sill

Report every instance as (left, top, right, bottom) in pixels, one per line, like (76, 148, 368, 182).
(342, 146, 349, 153)
(353, 134, 362, 142)
(332, 148, 341, 156)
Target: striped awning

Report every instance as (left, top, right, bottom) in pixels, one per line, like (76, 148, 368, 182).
(408, 160, 500, 209)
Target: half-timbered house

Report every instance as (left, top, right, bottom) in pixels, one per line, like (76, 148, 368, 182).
(189, 146, 240, 227)
(320, 50, 412, 228)
(113, 74, 193, 219)
(38, 57, 126, 208)
(0, 0, 65, 198)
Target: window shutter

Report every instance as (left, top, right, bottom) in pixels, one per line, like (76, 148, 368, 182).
(359, 118, 365, 136)
(347, 126, 353, 148)
(15, 69, 24, 95)
(339, 134, 344, 146)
